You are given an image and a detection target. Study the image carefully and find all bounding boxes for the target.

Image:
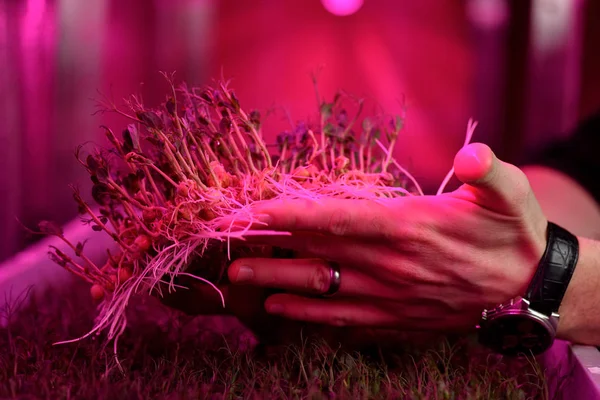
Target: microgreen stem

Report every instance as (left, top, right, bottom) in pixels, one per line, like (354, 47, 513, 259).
(73, 189, 134, 250)
(238, 108, 272, 168)
(58, 235, 104, 276)
(145, 163, 179, 188)
(106, 177, 152, 211)
(306, 130, 320, 164)
(121, 202, 159, 238)
(62, 259, 97, 284)
(359, 142, 365, 172)
(214, 135, 242, 177)
(280, 142, 288, 174)
(383, 134, 398, 173)
(152, 130, 188, 181)
(170, 80, 202, 181)
(188, 133, 221, 186)
(175, 151, 206, 189)
(202, 106, 250, 173)
(141, 165, 167, 205)
(329, 145, 335, 172)
(188, 148, 210, 182)
(51, 245, 109, 285)
(226, 110, 258, 174)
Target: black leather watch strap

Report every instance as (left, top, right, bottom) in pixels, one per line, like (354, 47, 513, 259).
(525, 222, 579, 316)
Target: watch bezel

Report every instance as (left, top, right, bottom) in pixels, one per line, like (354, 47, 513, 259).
(477, 298, 558, 356)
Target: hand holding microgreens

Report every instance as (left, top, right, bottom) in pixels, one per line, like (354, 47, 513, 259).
(27, 72, 476, 359)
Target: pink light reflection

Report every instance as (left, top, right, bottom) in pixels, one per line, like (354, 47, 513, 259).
(0, 5, 4, 43)
(321, 0, 363, 16)
(24, 0, 46, 44)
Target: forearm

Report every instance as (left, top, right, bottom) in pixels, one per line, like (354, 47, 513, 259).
(556, 236, 600, 345)
(522, 165, 600, 344)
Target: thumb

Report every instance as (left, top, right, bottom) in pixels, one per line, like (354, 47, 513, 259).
(453, 143, 530, 213)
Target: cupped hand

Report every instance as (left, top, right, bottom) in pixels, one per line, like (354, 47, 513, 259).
(227, 143, 550, 332)
(158, 247, 335, 346)
(157, 246, 298, 344)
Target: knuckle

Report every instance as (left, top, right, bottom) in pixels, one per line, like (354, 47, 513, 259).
(307, 264, 331, 293)
(369, 215, 385, 231)
(327, 209, 353, 236)
(331, 315, 351, 327)
(370, 215, 395, 240)
(513, 178, 531, 208)
(503, 166, 532, 210)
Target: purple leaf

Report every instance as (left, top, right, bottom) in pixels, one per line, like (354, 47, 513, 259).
(92, 183, 111, 206)
(38, 221, 64, 236)
(86, 155, 99, 173)
(230, 91, 240, 111)
(166, 97, 176, 115)
(200, 90, 213, 103)
(136, 111, 164, 130)
(75, 240, 88, 256)
(48, 251, 66, 267)
(219, 118, 231, 134)
(122, 129, 134, 153)
(249, 110, 261, 128)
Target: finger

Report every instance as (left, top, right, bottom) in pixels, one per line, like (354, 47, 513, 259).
(264, 294, 477, 331)
(265, 294, 400, 327)
(228, 257, 393, 298)
(243, 232, 398, 274)
(251, 197, 396, 239)
(453, 143, 533, 215)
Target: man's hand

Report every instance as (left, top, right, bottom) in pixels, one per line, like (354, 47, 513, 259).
(157, 246, 305, 345)
(158, 279, 294, 343)
(226, 143, 549, 333)
(157, 247, 344, 346)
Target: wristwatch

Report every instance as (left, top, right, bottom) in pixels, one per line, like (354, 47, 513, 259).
(477, 222, 579, 356)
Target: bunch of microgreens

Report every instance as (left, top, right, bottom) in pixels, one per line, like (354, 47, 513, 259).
(32, 73, 476, 357)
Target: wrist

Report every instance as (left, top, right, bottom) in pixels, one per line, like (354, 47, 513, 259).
(478, 221, 579, 355)
(556, 236, 599, 344)
(514, 217, 549, 300)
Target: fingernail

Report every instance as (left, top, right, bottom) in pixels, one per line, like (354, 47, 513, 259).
(267, 303, 284, 314)
(466, 147, 482, 167)
(235, 266, 254, 282)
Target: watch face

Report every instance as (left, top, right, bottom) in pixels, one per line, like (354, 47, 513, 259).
(479, 313, 554, 356)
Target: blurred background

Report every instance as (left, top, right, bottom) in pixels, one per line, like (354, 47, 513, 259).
(0, 0, 599, 264)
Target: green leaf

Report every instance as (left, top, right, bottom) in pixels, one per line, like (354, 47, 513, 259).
(230, 91, 241, 111)
(323, 123, 335, 137)
(320, 103, 333, 120)
(371, 129, 382, 141)
(394, 115, 404, 132)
